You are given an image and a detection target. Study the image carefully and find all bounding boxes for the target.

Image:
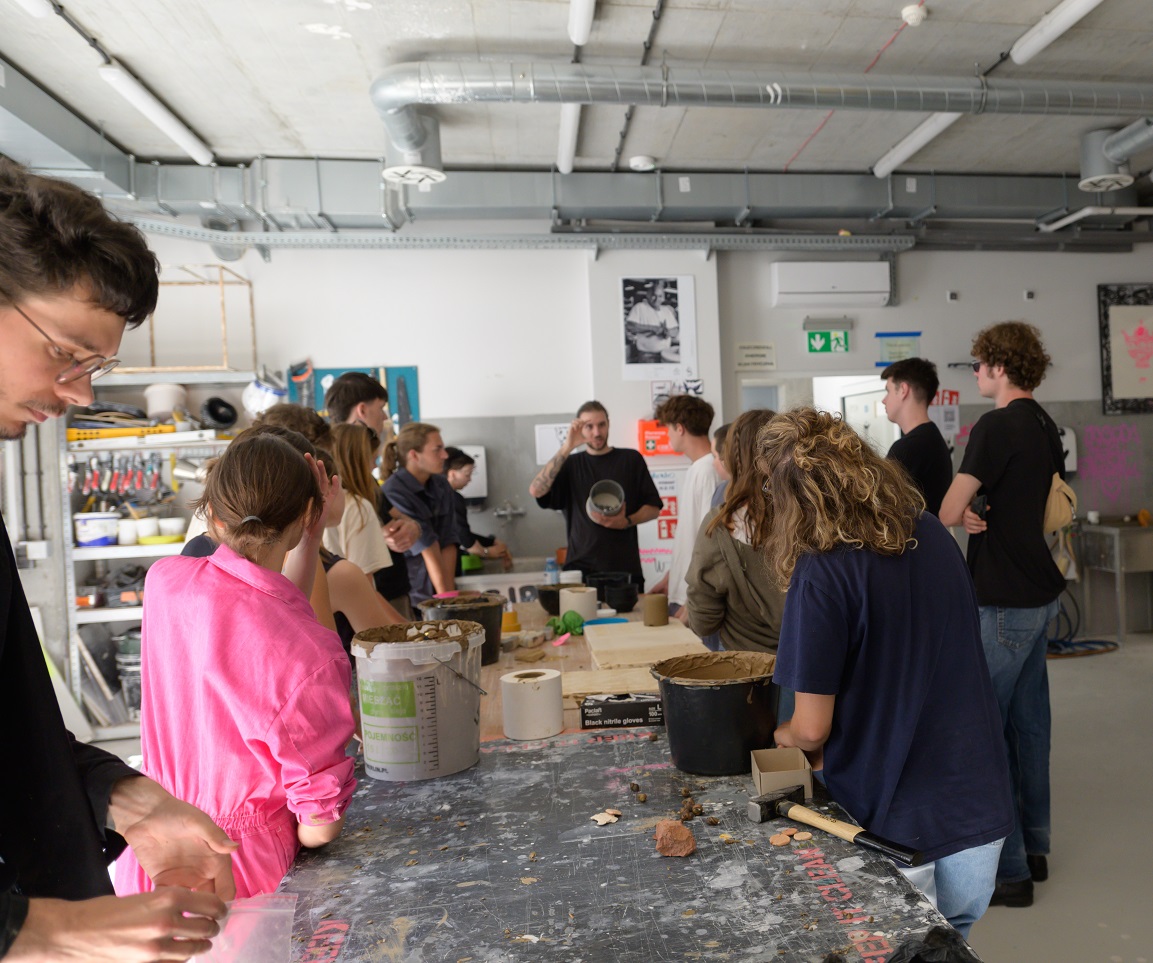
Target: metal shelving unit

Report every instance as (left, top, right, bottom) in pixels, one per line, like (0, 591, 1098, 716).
(61, 372, 247, 740)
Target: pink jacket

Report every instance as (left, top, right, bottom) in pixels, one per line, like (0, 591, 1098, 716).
(114, 544, 356, 897)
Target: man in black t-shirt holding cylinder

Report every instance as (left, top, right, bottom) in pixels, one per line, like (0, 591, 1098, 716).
(530, 401, 663, 589)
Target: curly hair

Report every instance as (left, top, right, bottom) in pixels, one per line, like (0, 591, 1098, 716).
(254, 403, 333, 448)
(755, 408, 923, 589)
(654, 395, 714, 437)
(706, 408, 775, 541)
(971, 321, 1050, 391)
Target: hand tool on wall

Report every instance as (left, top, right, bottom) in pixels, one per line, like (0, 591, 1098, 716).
(748, 784, 923, 866)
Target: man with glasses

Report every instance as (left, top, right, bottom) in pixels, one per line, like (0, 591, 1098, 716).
(939, 321, 1066, 910)
(1, 160, 233, 960)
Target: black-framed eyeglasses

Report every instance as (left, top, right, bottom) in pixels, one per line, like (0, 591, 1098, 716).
(970, 360, 983, 373)
(1, 287, 120, 383)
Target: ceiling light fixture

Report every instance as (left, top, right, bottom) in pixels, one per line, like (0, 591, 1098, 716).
(11, 0, 55, 16)
(872, 112, 961, 179)
(568, 0, 596, 46)
(1009, 0, 1106, 64)
(98, 60, 214, 166)
(629, 155, 657, 172)
(557, 103, 581, 174)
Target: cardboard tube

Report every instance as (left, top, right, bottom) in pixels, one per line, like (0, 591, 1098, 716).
(560, 586, 598, 622)
(501, 668, 564, 740)
(643, 593, 669, 626)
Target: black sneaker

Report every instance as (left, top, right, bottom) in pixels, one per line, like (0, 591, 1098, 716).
(1027, 854, 1048, 882)
(989, 878, 1034, 908)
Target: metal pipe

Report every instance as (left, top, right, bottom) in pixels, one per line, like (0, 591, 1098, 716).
(1037, 206, 1153, 233)
(370, 61, 1153, 153)
(1103, 118, 1153, 163)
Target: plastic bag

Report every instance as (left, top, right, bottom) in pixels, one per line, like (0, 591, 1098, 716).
(193, 893, 297, 963)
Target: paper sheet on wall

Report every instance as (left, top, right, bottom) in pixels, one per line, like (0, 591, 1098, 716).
(535, 423, 571, 465)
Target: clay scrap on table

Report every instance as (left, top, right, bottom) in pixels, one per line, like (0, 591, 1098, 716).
(654, 819, 696, 857)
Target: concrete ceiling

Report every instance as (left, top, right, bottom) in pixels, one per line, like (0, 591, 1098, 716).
(3, 0, 1153, 176)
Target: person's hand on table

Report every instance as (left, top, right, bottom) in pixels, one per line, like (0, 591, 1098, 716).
(674, 606, 691, 626)
(109, 776, 237, 898)
(12, 891, 228, 963)
(773, 721, 824, 772)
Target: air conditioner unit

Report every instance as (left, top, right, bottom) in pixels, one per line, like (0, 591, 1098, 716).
(770, 261, 891, 307)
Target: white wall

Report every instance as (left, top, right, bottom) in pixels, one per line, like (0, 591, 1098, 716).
(136, 231, 1150, 428)
(717, 248, 1153, 417)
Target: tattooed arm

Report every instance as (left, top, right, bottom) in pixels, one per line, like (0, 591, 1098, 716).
(529, 419, 583, 498)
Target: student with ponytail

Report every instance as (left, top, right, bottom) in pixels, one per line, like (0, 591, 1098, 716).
(115, 432, 356, 898)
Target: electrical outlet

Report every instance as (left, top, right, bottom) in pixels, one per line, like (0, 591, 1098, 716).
(946, 290, 959, 302)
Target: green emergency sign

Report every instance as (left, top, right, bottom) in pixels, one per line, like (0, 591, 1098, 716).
(807, 331, 850, 353)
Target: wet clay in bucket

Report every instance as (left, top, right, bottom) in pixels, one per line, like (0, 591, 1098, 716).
(352, 619, 484, 781)
(418, 592, 505, 665)
(651, 652, 778, 776)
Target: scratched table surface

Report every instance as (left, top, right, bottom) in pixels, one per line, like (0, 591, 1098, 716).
(282, 729, 969, 963)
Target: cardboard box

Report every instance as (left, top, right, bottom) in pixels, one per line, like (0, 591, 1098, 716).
(579, 693, 664, 729)
(751, 747, 814, 801)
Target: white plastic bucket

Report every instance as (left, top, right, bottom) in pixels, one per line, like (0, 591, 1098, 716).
(74, 512, 121, 547)
(351, 620, 483, 782)
(143, 382, 188, 421)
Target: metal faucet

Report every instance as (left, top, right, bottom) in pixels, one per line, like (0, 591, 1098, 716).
(492, 500, 526, 520)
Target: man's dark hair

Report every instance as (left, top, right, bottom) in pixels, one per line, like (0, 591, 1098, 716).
(324, 371, 389, 423)
(254, 403, 333, 448)
(576, 400, 607, 418)
(881, 358, 939, 405)
(654, 395, 715, 437)
(713, 422, 731, 460)
(0, 159, 159, 327)
(445, 446, 475, 473)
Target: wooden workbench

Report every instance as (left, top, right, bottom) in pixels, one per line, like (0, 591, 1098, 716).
(281, 729, 972, 962)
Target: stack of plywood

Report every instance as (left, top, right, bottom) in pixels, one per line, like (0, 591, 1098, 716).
(582, 620, 707, 670)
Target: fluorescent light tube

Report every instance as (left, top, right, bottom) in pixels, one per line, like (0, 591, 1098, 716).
(872, 112, 962, 179)
(568, 0, 596, 46)
(1010, 0, 1106, 65)
(557, 102, 581, 174)
(12, 0, 55, 16)
(98, 60, 214, 166)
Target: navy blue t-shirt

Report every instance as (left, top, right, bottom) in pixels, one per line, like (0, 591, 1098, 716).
(773, 514, 1013, 863)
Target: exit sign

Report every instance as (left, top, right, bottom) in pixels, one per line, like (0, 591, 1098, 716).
(807, 331, 850, 353)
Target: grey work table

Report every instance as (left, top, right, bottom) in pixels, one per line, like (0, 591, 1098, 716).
(281, 729, 974, 962)
(1077, 519, 1153, 645)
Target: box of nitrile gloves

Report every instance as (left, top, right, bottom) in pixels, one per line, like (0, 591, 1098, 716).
(579, 693, 664, 729)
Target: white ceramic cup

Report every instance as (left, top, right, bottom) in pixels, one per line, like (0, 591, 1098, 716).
(135, 517, 160, 538)
(116, 519, 138, 546)
(159, 517, 186, 537)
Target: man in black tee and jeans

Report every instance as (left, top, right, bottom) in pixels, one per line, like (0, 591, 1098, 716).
(880, 357, 953, 515)
(530, 401, 663, 589)
(940, 321, 1066, 910)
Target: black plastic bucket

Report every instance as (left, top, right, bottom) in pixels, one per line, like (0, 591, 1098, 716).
(651, 652, 778, 776)
(418, 592, 505, 665)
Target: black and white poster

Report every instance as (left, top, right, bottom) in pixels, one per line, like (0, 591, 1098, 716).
(621, 276, 697, 381)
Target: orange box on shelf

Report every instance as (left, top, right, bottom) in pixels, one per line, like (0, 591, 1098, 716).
(637, 419, 676, 457)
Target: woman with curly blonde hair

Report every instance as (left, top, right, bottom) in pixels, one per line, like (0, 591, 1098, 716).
(758, 408, 1012, 939)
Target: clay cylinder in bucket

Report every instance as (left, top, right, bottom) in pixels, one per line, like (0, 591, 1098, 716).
(650, 652, 778, 776)
(418, 592, 504, 665)
(351, 620, 484, 782)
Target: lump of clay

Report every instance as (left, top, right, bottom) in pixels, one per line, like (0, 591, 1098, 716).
(654, 819, 696, 857)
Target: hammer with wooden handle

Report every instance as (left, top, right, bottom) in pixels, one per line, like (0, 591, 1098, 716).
(748, 784, 924, 866)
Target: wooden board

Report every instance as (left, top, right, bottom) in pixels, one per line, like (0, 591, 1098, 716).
(561, 667, 657, 705)
(584, 619, 707, 669)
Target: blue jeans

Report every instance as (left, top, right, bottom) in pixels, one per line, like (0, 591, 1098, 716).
(899, 838, 1005, 939)
(979, 601, 1059, 884)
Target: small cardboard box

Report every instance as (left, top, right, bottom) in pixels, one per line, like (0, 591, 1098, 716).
(751, 747, 814, 801)
(579, 693, 664, 729)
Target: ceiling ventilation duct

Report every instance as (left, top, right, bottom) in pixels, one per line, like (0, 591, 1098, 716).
(381, 111, 445, 185)
(200, 216, 246, 261)
(1079, 129, 1134, 192)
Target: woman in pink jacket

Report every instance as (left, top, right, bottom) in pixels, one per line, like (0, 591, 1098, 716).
(116, 432, 356, 897)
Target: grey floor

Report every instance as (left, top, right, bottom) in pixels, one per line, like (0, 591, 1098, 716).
(967, 633, 1153, 963)
(92, 634, 1152, 962)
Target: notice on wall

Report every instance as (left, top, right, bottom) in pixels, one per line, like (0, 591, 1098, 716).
(534, 423, 572, 465)
(638, 467, 681, 590)
(874, 331, 922, 366)
(736, 342, 776, 371)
